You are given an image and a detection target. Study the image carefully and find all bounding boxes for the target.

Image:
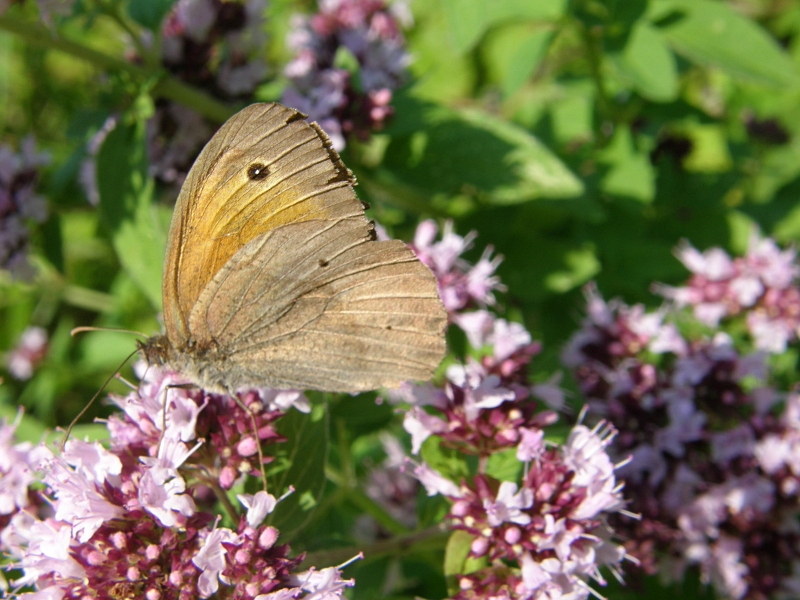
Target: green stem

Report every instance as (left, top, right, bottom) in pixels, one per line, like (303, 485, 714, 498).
(326, 465, 410, 536)
(100, 1, 156, 68)
(300, 525, 449, 569)
(61, 284, 116, 313)
(208, 479, 240, 524)
(576, 18, 611, 144)
(0, 14, 236, 123)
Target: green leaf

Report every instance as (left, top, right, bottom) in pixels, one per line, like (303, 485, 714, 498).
(483, 24, 553, 96)
(95, 115, 166, 309)
(444, 530, 473, 577)
(442, 0, 565, 54)
(485, 447, 523, 482)
(602, 152, 656, 202)
(622, 22, 678, 102)
(443, 529, 490, 594)
(549, 81, 595, 144)
(654, 0, 800, 88)
(543, 244, 602, 293)
(487, 0, 566, 22)
(420, 436, 473, 483)
(599, 126, 656, 202)
(78, 329, 142, 372)
(128, 0, 176, 31)
(382, 98, 583, 206)
(440, 0, 486, 54)
(330, 392, 393, 438)
(682, 124, 733, 173)
(406, 3, 474, 101)
(774, 200, 800, 241)
(267, 405, 328, 538)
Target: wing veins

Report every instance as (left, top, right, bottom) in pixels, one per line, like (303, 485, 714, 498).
(211, 152, 345, 235)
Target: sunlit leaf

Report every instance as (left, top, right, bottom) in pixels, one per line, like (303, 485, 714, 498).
(622, 22, 678, 101)
(383, 97, 583, 206)
(95, 116, 166, 310)
(267, 405, 328, 539)
(654, 0, 800, 88)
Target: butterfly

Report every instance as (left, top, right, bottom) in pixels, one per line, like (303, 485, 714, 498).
(139, 102, 447, 394)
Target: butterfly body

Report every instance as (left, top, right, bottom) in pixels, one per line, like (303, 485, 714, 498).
(141, 103, 446, 394)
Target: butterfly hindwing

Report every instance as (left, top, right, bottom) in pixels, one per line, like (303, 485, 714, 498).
(188, 218, 447, 392)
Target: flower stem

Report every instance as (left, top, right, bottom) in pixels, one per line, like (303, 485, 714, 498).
(0, 14, 236, 122)
(326, 465, 411, 536)
(300, 525, 449, 569)
(209, 480, 240, 523)
(61, 284, 116, 313)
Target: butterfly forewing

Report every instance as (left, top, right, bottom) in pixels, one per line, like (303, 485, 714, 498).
(163, 103, 365, 346)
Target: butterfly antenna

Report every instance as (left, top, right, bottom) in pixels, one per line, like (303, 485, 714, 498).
(61, 348, 139, 451)
(71, 326, 148, 338)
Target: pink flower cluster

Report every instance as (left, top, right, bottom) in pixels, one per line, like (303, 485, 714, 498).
(145, 0, 268, 185)
(282, 0, 411, 150)
(0, 368, 355, 599)
(0, 137, 49, 279)
(411, 220, 506, 316)
(387, 222, 630, 599)
(407, 420, 628, 600)
(564, 282, 800, 599)
(0, 413, 50, 537)
(657, 234, 800, 352)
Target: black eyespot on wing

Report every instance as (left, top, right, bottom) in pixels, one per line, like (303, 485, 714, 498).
(367, 220, 377, 241)
(247, 163, 269, 180)
(318, 259, 329, 267)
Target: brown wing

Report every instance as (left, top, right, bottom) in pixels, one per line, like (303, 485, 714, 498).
(163, 103, 365, 346)
(187, 218, 447, 393)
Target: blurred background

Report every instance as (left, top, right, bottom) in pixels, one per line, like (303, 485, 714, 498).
(2, 1, 800, 596)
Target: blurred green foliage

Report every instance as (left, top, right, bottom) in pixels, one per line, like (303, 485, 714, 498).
(3, 0, 800, 597)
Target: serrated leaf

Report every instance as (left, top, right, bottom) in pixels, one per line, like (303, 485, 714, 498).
(654, 0, 800, 88)
(95, 117, 165, 309)
(267, 405, 328, 538)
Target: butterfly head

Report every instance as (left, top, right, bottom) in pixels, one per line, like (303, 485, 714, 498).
(137, 335, 172, 368)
